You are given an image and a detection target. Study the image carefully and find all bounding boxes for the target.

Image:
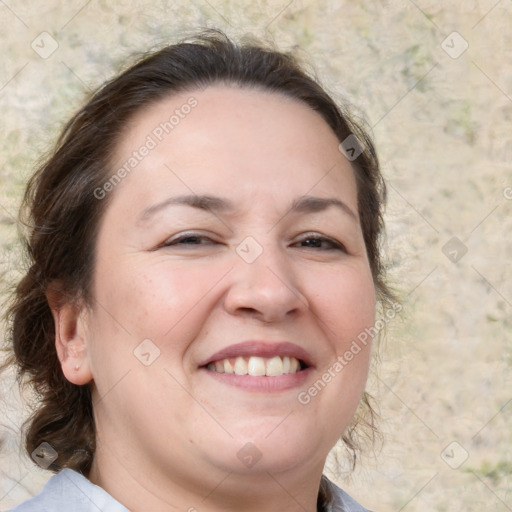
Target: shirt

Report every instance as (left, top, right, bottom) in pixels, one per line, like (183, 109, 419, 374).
(8, 469, 373, 512)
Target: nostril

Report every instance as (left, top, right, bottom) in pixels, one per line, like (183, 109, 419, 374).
(237, 307, 275, 323)
(239, 307, 258, 315)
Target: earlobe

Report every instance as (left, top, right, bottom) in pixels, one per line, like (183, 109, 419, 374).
(47, 285, 93, 386)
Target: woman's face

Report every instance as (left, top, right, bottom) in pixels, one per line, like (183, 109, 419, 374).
(80, 85, 376, 492)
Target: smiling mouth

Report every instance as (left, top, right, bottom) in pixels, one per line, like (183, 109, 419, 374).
(205, 355, 308, 377)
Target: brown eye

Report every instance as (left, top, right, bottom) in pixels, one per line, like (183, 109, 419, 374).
(172, 235, 212, 245)
(294, 234, 346, 252)
(160, 232, 218, 248)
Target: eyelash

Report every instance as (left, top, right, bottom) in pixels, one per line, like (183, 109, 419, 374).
(161, 232, 346, 252)
(295, 233, 346, 252)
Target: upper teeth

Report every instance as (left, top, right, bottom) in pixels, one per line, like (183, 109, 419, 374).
(207, 356, 301, 376)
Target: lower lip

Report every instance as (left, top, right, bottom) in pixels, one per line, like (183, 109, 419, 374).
(200, 367, 313, 392)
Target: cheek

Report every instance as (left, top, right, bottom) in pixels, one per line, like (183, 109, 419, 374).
(298, 267, 376, 437)
(86, 261, 216, 397)
(310, 264, 376, 347)
(91, 258, 228, 345)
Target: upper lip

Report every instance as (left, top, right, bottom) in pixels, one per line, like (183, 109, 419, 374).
(198, 341, 314, 368)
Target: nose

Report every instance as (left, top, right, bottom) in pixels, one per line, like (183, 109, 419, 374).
(223, 241, 309, 323)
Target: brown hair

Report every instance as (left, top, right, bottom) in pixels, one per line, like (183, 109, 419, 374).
(3, 29, 393, 509)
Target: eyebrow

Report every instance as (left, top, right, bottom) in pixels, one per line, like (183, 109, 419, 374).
(139, 194, 235, 223)
(138, 193, 357, 224)
(291, 195, 357, 221)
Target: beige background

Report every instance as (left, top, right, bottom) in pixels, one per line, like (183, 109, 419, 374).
(1, 1, 511, 511)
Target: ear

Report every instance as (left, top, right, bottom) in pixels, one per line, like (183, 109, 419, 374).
(46, 283, 93, 386)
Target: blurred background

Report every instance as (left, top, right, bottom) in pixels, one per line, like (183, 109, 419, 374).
(0, 1, 511, 510)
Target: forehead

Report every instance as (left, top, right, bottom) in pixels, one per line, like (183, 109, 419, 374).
(108, 85, 358, 216)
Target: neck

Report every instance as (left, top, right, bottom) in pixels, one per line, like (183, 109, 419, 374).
(88, 443, 325, 512)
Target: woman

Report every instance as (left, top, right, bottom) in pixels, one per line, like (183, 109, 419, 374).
(5, 29, 393, 511)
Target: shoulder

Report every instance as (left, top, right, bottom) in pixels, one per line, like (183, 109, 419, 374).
(324, 477, 375, 512)
(7, 469, 129, 512)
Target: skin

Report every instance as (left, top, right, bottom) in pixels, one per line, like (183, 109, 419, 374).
(52, 85, 376, 512)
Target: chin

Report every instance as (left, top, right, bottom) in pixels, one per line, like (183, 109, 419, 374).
(208, 444, 312, 476)
(204, 421, 326, 475)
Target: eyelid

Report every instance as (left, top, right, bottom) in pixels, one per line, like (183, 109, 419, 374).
(157, 230, 348, 252)
(293, 232, 348, 252)
(158, 231, 218, 248)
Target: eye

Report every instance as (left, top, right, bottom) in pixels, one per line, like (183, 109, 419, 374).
(159, 232, 218, 248)
(293, 233, 347, 252)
